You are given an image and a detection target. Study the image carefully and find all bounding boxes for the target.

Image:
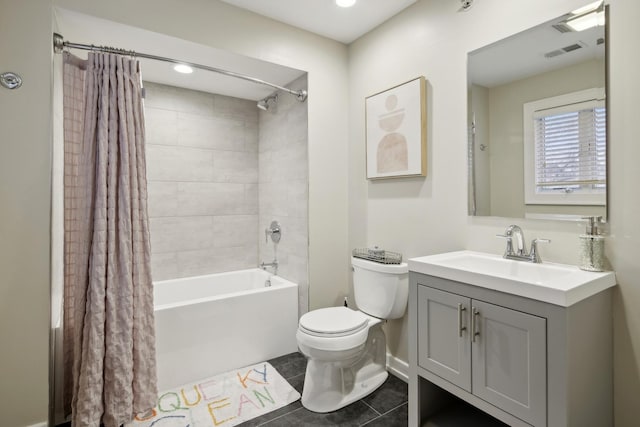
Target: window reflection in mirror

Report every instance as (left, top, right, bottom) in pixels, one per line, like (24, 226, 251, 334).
(467, 2, 607, 221)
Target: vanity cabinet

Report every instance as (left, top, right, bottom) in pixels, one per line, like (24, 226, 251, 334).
(408, 271, 614, 427)
(417, 286, 546, 426)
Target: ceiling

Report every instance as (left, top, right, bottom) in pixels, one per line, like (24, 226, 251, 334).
(469, 13, 605, 88)
(220, 0, 417, 44)
(55, 8, 306, 101)
(58, 1, 604, 102)
(55, 1, 418, 101)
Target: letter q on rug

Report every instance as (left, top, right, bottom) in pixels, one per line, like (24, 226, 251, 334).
(127, 362, 300, 427)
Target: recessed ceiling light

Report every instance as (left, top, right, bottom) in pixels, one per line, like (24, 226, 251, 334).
(336, 0, 356, 8)
(566, 10, 604, 31)
(570, 1, 602, 16)
(173, 64, 193, 74)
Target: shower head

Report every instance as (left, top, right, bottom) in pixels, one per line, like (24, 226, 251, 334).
(458, 0, 474, 12)
(257, 94, 278, 111)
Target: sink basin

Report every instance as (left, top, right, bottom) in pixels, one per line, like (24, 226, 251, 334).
(408, 250, 616, 306)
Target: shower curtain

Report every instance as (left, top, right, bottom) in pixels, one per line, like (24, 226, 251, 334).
(62, 52, 157, 427)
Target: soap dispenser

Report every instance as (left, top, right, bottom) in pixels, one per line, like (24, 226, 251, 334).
(579, 216, 605, 272)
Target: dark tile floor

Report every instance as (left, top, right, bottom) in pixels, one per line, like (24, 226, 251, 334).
(239, 352, 408, 427)
(56, 352, 506, 427)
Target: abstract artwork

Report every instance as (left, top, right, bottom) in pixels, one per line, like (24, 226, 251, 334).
(365, 76, 427, 179)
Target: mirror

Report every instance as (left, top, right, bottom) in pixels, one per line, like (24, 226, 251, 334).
(467, 2, 607, 220)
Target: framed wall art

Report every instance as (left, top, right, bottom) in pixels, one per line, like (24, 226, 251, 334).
(365, 76, 427, 179)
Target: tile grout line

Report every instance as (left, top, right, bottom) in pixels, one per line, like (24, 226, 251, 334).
(256, 406, 305, 426)
(359, 401, 408, 426)
(380, 401, 408, 416)
(360, 399, 382, 417)
(286, 372, 305, 382)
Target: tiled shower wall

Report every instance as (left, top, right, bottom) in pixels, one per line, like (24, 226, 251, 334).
(144, 78, 310, 317)
(144, 82, 259, 280)
(258, 75, 309, 315)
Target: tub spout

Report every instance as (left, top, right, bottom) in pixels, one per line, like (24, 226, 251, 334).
(260, 260, 278, 275)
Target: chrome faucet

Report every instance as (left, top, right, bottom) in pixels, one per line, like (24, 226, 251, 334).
(260, 220, 281, 275)
(260, 260, 278, 275)
(497, 225, 550, 263)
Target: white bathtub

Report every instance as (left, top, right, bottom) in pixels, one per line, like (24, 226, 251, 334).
(154, 268, 299, 391)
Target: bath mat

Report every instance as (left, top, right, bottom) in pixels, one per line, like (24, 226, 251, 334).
(127, 362, 300, 427)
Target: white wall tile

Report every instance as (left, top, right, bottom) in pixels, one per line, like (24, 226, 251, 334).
(212, 215, 258, 248)
(258, 151, 276, 184)
(150, 252, 179, 281)
(287, 180, 309, 219)
(212, 150, 258, 183)
(178, 113, 246, 151)
(214, 96, 258, 121)
(258, 75, 309, 316)
(149, 216, 213, 253)
(145, 80, 306, 290)
(258, 115, 287, 153)
(145, 107, 178, 146)
(245, 123, 259, 153)
(144, 82, 215, 115)
(287, 104, 308, 143)
(147, 181, 179, 217)
(282, 146, 308, 181)
(177, 182, 247, 216)
(244, 184, 259, 215)
(146, 145, 214, 182)
(259, 182, 289, 217)
(143, 82, 182, 111)
(174, 87, 215, 116)
(176, 246, 257, 277)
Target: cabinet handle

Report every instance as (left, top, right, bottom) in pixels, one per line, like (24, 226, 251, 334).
(471, 307, 480, 342)
(457, 303, 467, 337)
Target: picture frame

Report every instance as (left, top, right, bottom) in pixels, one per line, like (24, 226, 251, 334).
(365, 76, 427, 179)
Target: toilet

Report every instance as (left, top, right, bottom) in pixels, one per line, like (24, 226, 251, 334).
(296, 256, 409, 413)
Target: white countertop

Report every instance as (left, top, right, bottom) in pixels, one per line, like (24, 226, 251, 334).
(408, 250, 616, 307)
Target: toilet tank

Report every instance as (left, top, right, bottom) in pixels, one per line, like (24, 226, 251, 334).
(351, 257, 409, 319)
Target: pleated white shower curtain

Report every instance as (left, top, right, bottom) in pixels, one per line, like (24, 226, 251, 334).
(62, 51, 157, 427)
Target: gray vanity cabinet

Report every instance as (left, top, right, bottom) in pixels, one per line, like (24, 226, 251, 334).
(409, 272, 613, 427)
(471, 300, 546, 426)
(417, 286, 546, 426)
(417, 286, 471, 391)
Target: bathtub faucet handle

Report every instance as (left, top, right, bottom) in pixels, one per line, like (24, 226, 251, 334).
(265, 220, 281, 244)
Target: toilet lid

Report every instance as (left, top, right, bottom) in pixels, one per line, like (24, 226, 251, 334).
(299, 307, 369, 337)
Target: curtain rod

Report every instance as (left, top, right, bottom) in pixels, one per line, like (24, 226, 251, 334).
(52, 33, 308, 102)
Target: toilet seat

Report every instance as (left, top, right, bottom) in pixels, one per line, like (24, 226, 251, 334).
(297, 307, 379, 352)
(299, 307, 369, 337)
(296, 254, 407, 413)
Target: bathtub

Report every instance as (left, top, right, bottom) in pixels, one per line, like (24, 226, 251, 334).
(154, 268, 299, 391)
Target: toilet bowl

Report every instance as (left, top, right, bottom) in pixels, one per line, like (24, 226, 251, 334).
(297, 256, 408, 413)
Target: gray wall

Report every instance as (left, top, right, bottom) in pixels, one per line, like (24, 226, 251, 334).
(0, 1, 52, 425)
(348, 1, 640, 425)
(144, 82, 260, 279)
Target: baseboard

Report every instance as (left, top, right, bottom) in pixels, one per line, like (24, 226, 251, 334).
(386, 352, 408, 383)
(26, 422, 47, 427)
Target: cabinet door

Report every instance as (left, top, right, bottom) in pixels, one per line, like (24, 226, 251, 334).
(417, 285, 471, 392)
(472, 300, 546, 427)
